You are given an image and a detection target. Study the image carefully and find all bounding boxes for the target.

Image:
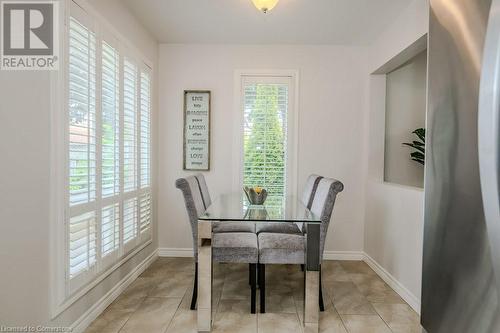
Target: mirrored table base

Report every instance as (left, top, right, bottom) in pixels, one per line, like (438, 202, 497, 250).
(197, 220, 320, 333)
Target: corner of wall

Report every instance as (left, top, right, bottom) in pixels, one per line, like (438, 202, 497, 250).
(361, 0, 428, 312)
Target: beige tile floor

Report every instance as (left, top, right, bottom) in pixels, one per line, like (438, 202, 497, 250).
(85, 257, 422, 333)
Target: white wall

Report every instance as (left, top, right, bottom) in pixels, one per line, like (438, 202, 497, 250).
(0, 0, 158, 328)
(158, 44, 368, 256)
(0, 70, 52, 325)
(363, 0, 429, 312)
(384, 50, 427, 188)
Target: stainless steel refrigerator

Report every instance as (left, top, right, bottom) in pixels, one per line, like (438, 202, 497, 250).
(423, 0, 500, 332)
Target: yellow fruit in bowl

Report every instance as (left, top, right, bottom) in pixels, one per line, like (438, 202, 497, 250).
(254, 186, 262, 194)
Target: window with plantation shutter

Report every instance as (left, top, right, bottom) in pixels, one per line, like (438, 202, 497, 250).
(69, 211, 96, 278)
(101, 41, 120, 198)
(140, 71, 151, 188)
(139, 193, 151, 233)
(68, 16, 97, 282)
(60, 3, 153, 303)
(68, 17, 96, 207)
(101, 203, 119, 257)
(123, 197, 138, 244)
(123, 59, 138, 193)
(242, 79, 290, 205)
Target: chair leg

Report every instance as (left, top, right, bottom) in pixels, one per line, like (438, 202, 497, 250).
(250, 264, 256, 314)
(319, 264, 325, 312)
(250, 264, 260, 288)
(301, 264, 305, 272)
(259, 264, 266, 313)
(190, 263, 198, 310)
(256, 264, 259, 289)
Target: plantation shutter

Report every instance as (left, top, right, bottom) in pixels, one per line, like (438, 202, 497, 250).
(139, 68, 152, 239)
(68, 17, 96, 206)
(123, 59, 138, 192)
(123, 197, 138, 245)
(101, 203, 120, 257)
(242, 81, 289, 203)
(140, 71, 151, 189)
(69, 212, 96, 278)
(101, 41, 120, 198)
(68, 16, 97, 281)
(139, 193, 152, 234)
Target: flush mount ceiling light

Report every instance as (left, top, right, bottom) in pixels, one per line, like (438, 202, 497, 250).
(252, 0, 280, 14)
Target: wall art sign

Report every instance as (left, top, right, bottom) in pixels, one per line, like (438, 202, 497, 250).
(183, 90, 211, 170)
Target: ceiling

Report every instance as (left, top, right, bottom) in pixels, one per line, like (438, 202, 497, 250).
(121, 0, 413, 45)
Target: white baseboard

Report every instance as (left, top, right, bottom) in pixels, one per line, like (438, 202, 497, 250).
(157, 248, 364, 261)
(71, 249, 158, 333)
(323, 251, 365, 261)
(158, 247, 194, 257)
(363, 253, 421, 314)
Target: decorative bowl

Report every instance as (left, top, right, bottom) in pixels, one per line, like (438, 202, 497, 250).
(243, 186, 268, 205)
(247, 206, 268, 220)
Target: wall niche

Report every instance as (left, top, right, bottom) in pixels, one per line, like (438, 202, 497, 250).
(374, 35, 427, 188)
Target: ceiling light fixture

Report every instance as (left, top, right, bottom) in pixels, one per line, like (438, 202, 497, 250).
(252, 0, 280, 14)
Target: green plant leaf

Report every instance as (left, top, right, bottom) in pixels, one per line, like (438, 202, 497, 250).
(413, 128, 425, 142)
(402, 143, 419, 148)
(402, 143, 425, 153)
(411, 158, 425, 165)
(403, 127, 426, 165)
(412, 145, 425, 153)
(411, 151, 425, 160)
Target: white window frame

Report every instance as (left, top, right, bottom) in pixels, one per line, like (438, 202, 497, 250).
(232, 70, 299, 197)
(50, 0, 153, 317)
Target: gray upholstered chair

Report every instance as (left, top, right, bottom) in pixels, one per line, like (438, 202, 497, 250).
(192, 174, 257, 287)
(175, 175, 258, 313)
(257, 177, 344, 313)
(255, 174, 323, 235)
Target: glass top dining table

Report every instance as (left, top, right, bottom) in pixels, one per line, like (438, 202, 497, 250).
(196, 193, 322, 333)
(198, 193, 321, 223)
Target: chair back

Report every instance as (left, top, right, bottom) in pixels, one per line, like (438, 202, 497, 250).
(309, 177, 344, 261)
(195, 174, 212, 208)
(301, 174, 323, 209)
(175, 174, 210, 261)
(297, 174, 323, 232)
